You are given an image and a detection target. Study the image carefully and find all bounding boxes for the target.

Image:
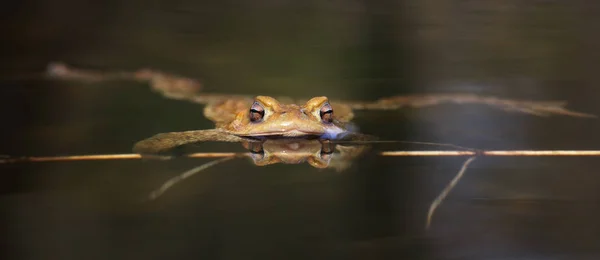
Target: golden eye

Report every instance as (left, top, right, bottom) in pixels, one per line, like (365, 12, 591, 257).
(319, 102, 333, 123)
(249, 102, 265, 122)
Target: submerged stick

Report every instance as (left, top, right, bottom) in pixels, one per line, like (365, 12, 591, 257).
(148, 156, 238, 200)
(2, 150, 600, 164)
(426, 156, 477, 229)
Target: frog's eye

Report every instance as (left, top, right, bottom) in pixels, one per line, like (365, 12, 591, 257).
(249, 102, 265, 122)
(319, 102, 333, 123)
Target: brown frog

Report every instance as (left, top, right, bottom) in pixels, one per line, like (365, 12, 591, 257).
(131, 95, 367, 155)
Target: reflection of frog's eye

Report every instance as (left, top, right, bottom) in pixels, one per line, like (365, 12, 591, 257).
(249, 102, 265, 122)
(320, 152, 333, 161)
(248, 142, 265, 161)
(320, 141, 335, 154)
(319, 103, 334, 123)
(248, 141, 264, 154)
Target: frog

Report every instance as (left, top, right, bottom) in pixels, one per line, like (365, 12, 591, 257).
(134, 95, 374, 201)
(131, 95, 370, 155)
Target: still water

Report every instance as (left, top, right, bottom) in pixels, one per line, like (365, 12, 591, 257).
(2, 1, 600, 259)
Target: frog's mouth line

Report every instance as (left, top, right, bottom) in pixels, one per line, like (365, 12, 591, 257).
(237, 126, 349, 140)
(242, 130, 324, 138)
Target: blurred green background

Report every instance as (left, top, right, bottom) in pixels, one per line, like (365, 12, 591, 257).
(1, 1, 600, 259)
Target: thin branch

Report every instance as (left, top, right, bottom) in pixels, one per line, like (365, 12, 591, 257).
(346, 94, 597, 118)
(381, 150, 600, 156)
(426, 156, 477, 229)
(0, 153, 242, 164)
(2, 150, 599, 164)
(148, 156, 238, 200)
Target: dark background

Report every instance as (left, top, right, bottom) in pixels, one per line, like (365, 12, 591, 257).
(1, 0, 600, 259)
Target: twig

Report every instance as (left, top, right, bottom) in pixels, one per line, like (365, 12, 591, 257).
(148, 156, 238, 200)
(0, 153, 242, 164)
(426, 156, 477, 229)
(2, 150, 599, 164)
(380, 150, 600, 156)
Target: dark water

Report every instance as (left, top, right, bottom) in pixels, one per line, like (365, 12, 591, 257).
(2, 1, 600, 259)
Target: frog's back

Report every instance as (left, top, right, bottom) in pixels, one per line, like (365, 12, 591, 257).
(203, 97, 255, 126)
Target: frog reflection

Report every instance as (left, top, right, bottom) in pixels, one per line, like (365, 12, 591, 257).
(243, 138, 368, 171)
(147, 139, 369, 200)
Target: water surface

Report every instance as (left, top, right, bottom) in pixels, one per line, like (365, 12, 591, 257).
(2, 1, 600, 259)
